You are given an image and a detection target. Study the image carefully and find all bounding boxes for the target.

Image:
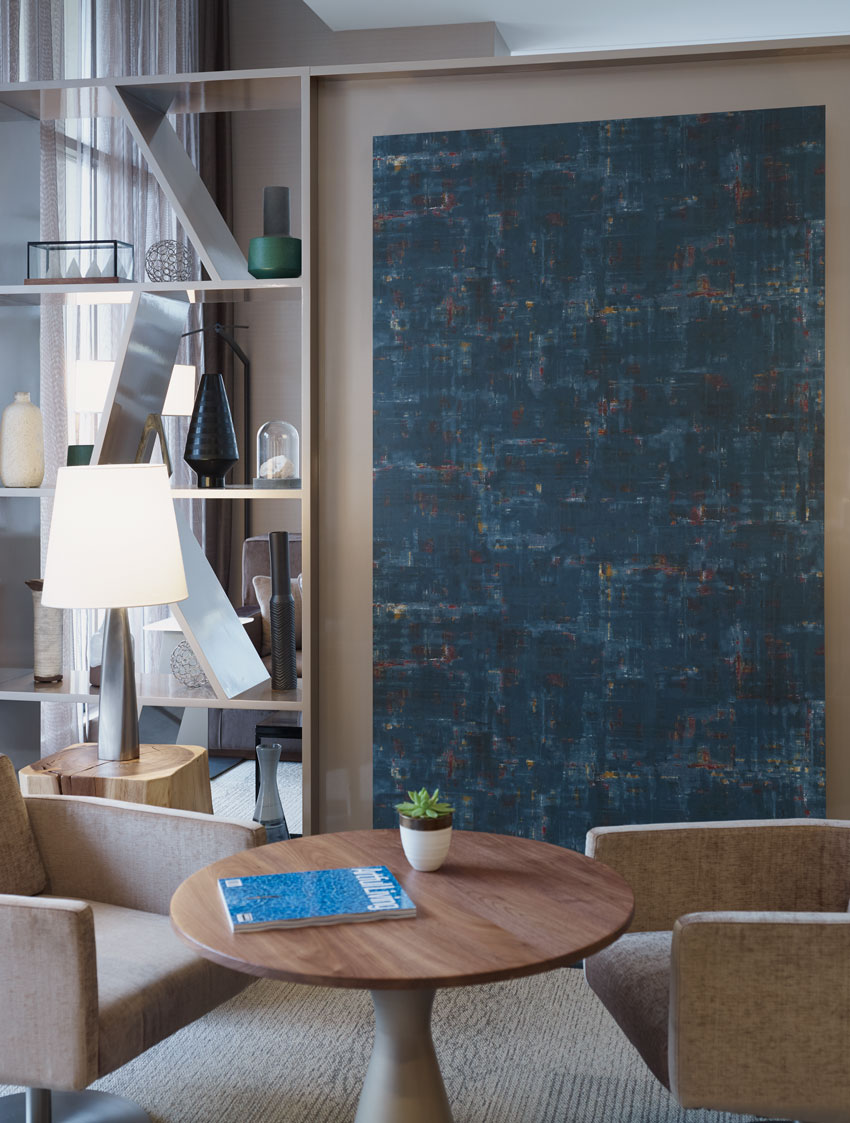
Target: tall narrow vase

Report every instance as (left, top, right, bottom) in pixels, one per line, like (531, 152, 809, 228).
(25, 580, 63, 683)
(269, 530, 297, 691)
(253, 740, 290, 842)
(183, 372, 239, 488)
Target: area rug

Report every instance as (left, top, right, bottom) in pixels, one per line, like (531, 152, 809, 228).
(0, 968, 757, 1123)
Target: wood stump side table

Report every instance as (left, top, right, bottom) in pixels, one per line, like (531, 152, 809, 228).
(19, 742, 213, 813)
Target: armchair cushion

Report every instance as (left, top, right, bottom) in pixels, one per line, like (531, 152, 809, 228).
(87, 898, 249, 1078)
(584, 930, 672, 1088)
(0, 755, 46, 896)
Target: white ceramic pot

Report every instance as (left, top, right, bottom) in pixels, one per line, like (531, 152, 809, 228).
(0, 392, 44, 487)
(399, 813, 453, 871)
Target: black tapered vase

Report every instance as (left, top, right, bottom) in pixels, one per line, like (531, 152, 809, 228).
(269, 530, 297, 691)
(183, 372, 239, 488)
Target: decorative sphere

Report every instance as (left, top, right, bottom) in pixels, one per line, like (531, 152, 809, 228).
(145, 240, 193, 283)
(169, 640, 208, 689)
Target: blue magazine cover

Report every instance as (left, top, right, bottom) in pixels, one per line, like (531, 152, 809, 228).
(218, 865, 416, 931)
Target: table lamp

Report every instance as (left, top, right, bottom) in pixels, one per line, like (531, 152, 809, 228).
(41, 464, 188, 761)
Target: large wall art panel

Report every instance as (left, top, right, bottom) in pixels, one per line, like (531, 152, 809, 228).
(373, 106, 825, 850)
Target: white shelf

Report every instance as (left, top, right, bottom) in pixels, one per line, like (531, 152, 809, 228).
(0, 487, 54, 497)
(0, 487, 303, 500)
(170, 487, 303, 499)
(0, 278, 303, 306)
(0, 68, 306, 122)
(0, 668, 303, 711)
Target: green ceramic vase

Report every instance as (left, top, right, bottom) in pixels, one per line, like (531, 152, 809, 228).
(248, 235, 302, 279)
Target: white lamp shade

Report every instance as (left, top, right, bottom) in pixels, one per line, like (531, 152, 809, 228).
(162, 364, 197, 416)
(42, 464, 189, 609)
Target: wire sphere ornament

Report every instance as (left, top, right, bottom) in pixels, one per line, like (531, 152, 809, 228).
(145, 239, 193, 283)
(169, 640, 209, 689)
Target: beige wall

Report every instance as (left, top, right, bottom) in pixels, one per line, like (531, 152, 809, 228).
(317, 50, 850, 831)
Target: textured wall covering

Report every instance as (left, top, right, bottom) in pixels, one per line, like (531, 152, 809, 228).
(372, 107, 825, 849)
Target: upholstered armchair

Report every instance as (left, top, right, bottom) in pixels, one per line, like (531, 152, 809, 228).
(0, 753, 265, 1123)
(584, 819, 850, 1123)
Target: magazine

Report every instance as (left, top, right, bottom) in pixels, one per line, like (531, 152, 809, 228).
(218, 865, 416, 932)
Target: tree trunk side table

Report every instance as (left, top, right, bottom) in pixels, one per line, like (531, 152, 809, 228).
(18, 742, 213, 813)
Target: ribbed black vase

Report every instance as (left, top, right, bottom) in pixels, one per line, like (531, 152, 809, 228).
(183, 372, 239, 488)
(269, 530, 297, 691)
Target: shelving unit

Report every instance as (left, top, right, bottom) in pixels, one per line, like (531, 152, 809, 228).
(0, 66, 317, 831)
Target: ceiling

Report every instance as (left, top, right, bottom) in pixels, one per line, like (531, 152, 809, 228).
(303, 0, 850, 55)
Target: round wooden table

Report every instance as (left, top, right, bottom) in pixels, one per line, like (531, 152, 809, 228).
(170, 829, 633, 1123)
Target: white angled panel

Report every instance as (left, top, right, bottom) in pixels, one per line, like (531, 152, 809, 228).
(109, 84, 251, 282)
(92, 290, 189, 466)
(170, 512, 270, 700)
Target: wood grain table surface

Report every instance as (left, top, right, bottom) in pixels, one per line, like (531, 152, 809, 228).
(170, 829, 634, 990)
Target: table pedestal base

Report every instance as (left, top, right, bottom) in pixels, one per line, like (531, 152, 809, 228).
(356, 988, 453, 1123)
(0, 1089, 149, 1123)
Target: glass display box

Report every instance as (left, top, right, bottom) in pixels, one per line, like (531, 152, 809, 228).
(26, 240, 134, 284)
(253, 420, 301, 488)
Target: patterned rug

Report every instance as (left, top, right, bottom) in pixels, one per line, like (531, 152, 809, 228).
(1, 968, 757, 1123)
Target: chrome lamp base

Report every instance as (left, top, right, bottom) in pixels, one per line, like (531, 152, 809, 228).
(0, 1089, 149, 1123)
(98, 607, 140, 762)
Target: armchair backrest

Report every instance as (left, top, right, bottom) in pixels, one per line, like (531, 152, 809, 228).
(0, 754, 47, 896)
(588, 819, 850, 932)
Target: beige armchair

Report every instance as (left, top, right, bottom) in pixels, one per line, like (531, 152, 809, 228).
(584, 819, 850, 1123)
(0, 753, 265, 1123)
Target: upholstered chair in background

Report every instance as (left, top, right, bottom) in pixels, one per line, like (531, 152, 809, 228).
(584, 819, 850, 1123)
(0, 753, 265, 1123)
(208, 532, 303, 760)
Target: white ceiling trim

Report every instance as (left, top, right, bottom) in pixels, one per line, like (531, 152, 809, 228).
(303, 0, 850, 55)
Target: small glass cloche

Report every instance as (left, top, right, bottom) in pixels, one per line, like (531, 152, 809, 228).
(254, 420, 301, 489)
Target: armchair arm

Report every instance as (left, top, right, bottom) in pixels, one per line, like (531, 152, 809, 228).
(0, 895, 98, 1089)
(670, 910, 850, 1121)
(586, 820, 850, 931)
(25, 795, 266, 915)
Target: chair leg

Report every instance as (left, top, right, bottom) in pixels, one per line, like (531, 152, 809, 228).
(0, 1089, 149, 1123)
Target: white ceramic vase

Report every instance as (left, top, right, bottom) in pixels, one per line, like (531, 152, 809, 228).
(0, 392, 44, 487)
(25, 579, 63, 683)
(399, 814, 453, 871)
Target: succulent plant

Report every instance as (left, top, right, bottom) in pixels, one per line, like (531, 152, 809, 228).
(395, 786, 454, 819)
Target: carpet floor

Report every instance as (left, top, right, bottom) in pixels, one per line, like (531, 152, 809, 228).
(1, 971, 758, 1122)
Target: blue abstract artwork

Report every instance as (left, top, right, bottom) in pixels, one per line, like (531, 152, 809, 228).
(373, 107, 825, 850)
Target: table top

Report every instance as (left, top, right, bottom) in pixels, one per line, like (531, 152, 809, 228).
(21, 741, 205, 779)
(170, 829, 634, 990)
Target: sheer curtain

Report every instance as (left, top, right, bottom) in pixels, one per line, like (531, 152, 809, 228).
(4, 0, 203, 752)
